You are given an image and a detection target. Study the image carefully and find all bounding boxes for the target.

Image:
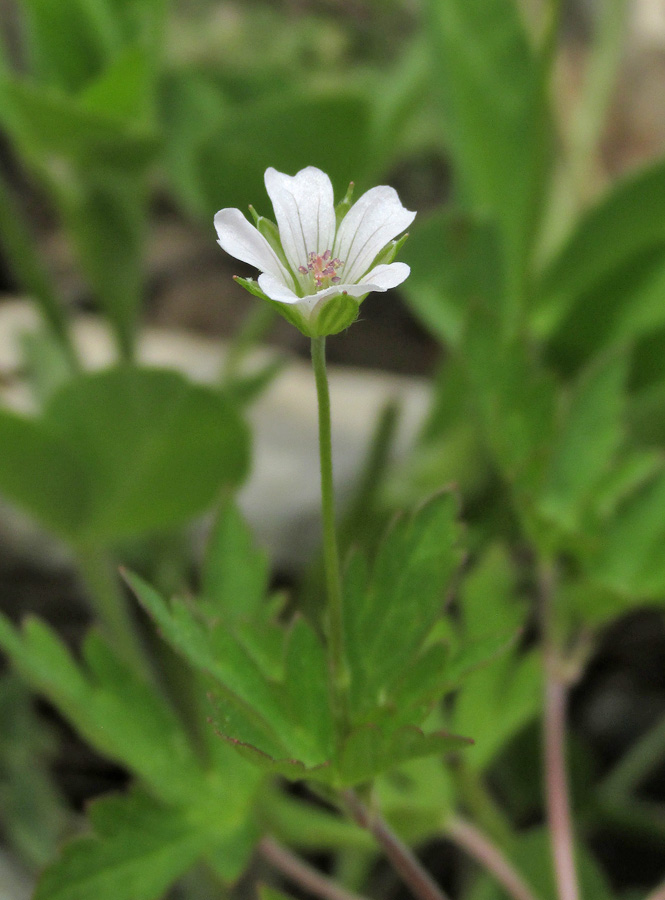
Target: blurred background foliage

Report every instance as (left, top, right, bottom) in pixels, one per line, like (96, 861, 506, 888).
(1, 0, 665, 899)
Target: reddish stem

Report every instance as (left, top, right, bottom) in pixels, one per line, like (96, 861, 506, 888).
(448, 817, 540, 900)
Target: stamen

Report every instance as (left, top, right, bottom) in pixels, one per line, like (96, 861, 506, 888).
(301, 249, 344, 290)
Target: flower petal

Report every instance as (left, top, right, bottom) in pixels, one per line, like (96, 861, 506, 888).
(334, 186, 415, 284)
(258, 272, 315, 309)
(358, 261, 411, 290)
(215, 208, 293, 286)
(264, 167, 336, 274)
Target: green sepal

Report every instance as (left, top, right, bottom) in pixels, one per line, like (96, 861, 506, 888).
(310, 293, 360, 337)
(368, 232, 410, 269)
(233, 277, 311, 335)
(248, 208, 291, 271)
(335, 181, 355, 227)
(233, 277, 359, 338)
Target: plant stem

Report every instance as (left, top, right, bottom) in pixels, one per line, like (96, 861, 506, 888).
(540, 563, 580, 900)
(452, 760, 514, 850)
(78, 548, 149, 678)
(311, 335, 349, 737)
(259, 837, 369, 900)
(0, 170, 79, 370)
(645, 882, 665, 900)
(448, 817, 540, 900)
(343, 790, 452, 900)
(600, 711, 665, 800)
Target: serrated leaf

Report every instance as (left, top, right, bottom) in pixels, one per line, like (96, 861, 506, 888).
(0, 615, 206, 806)
(337, 724, 471, 786)
(344, 493, 462, 722)
(127, 573, 292, 753)
(284, 617, 335, 763)
(201, 499, 270, 622)
(34, 792, 214, 900)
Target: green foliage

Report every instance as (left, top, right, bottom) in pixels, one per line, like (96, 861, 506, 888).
(537, 160, 665, 348)
(162, 80, 374, 221)
(0, 675, 68, 868)
(425, 0, 551, 323)
(401, 210, 504, 345)
(0, 367, 249, 545)
(128, 495, 479, 788)
(449, 546, 540, 772)
(33, 792, 215, 900)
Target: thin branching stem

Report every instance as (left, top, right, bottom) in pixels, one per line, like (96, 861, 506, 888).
(343, 790, 452, 900)
(645, 882, 665, 900)
(259, 837, 369, 900)
(448, 817, 541, 900)
(540, 562, 580, 900)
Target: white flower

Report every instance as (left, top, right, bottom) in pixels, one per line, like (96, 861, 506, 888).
(214, 166, 416, 336)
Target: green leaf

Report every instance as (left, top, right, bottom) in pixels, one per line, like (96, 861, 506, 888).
(449, 546, 540, 771)
(0, 366, 250, 544)
(0, 616, 207, 806)
(536, 160, 665, 340)
(0, 675, 68, 867)
(18, 0, 112, 92)
(426, 0, 551, 322)
(377, 756, 454, 843)
(592, 470, 665, 599)
(401, 210, 504, 345)
(260, 886, 299, 900)
(34, 792, 214, 900)
(545, 246, 665, 374)
(0, 409, 84, 537)
(284, 617, 335, 762)
(462, 312, 557, 489)
(61, 174, 146, 356)
(2, 77, 158, 173)
(201, 499, 270, 622)
(80, 45, 153, 123)
(343, 493, 462, 722)
(127, 573, 292, 756)
(540, 350, 628, 532)
(337, 724, 471, 787)
(258, 788, 373, 851)
(190, 89, 373, 220)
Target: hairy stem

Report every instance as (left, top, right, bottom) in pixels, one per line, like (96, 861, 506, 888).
(311, 335, 349, 737)
(343, 790, 452, 900)
(540, 563, 580, 900)
(448, 817, 540, 900)
(259, 837, 369, 900)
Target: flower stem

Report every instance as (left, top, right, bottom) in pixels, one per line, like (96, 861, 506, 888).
(259, 837, 369, 900)
(447, 817, 540, 900)
(540, 562, 580, 900)
(311, 335, 349, 737)
(343, 790, 453, 900)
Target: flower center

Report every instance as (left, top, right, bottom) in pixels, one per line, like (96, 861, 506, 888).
(299, 250, 344, 291)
